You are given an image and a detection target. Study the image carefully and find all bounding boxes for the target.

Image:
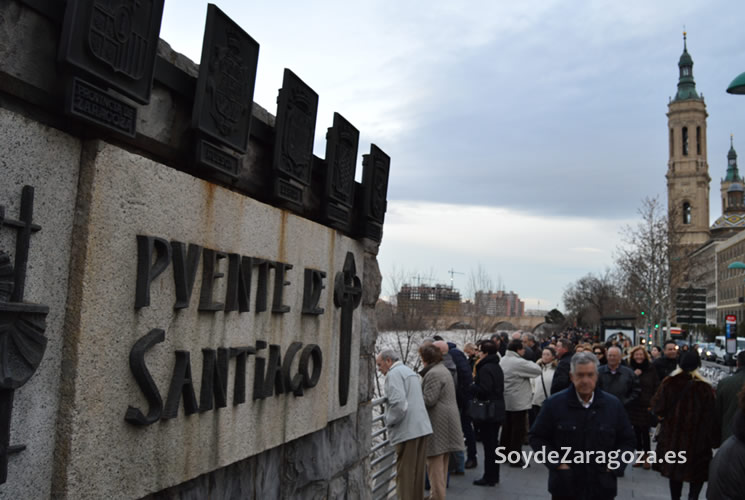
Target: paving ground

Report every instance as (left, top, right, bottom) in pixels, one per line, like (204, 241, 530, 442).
(443, 443, 704, 499)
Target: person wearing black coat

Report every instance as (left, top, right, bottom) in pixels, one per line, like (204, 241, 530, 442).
(530, 352, 636, 500)
(447, 341, 478, 470)
(653, 340, 679, 381)
(708, 403, 745, 499)
(551, 339, 574, 395)
(626, 346, 660, 468)
(470, 340, 505, 487)
(597, 346, 641, 407)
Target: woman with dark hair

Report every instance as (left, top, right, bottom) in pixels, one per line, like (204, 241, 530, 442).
(651, 345, 663, 361)
(531, 347, 557, 417)
(470, 340, 505, 487)
(707, 385, 745, 499)
(627, 345, 659, 469)
(593, 344, 608, 365)
(419, 343, 464, 499)
(651, 351, 719, 500)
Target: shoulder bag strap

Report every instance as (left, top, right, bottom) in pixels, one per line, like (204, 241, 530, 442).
(540, 367, 548, 399)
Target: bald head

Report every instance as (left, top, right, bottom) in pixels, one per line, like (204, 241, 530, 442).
(433, 340, 449, 354)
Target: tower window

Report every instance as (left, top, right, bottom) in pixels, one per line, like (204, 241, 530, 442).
(670, 128, 674, 157)
(683, 202, 692, 224)
(682, 127, 689, 156)
(696, 126, 701, 155)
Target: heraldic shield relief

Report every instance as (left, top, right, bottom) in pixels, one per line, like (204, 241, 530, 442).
(0, 186, 49, 484)
(59, 0, 165, 104)
(192, 4, 259, 154)
(87, 0, 153, 80)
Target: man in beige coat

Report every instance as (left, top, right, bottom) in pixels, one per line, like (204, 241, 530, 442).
(377, 349, 433, 500)
(500, 339, 541, 467)
(419, 343, 465, 499)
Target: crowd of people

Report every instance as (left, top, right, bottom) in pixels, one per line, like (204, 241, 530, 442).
(375, 329, 745, 500)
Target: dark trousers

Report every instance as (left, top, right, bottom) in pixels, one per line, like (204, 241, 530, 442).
(669, 479, 704, 500)
(460, 407, 477, 460)
(529, 404, 540, 429)
(476, 421, 501, 483)
(633, 425, 650, 453)
(500, 410, 528, 460)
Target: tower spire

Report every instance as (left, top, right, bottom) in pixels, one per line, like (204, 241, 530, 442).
(675, 30, 699, 101)
(726, 134, 740, 182)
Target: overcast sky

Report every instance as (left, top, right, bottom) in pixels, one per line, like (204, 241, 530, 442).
(160, 0, 745, 311)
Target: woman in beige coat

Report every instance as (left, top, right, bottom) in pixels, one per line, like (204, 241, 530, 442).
(419, 343, 465, 500)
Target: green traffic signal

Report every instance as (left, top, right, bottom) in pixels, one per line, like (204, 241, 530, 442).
(654, 323, 659, 329)
(641, 311, 645, 315)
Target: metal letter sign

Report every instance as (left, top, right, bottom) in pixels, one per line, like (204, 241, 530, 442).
(192, 4, 260, 178)
(59, 0, 166, 104)
(0, 186, 49, 484)
(333, 253, 361, 406)
(273, 69, 319, 206)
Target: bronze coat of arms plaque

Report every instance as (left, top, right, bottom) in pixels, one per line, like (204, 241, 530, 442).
(59, 0, 166, 104)
(192, 4, 260, 154)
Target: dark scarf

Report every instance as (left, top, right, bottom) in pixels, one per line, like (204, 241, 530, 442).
(628, 358, 650, 371)
(419, 361, 439, 377)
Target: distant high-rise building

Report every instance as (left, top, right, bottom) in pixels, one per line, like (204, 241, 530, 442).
(397, 283, 461, 316)
(474, 290, 524, 317)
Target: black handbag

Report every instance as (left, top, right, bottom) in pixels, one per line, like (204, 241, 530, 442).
(468, 399, 505, 423)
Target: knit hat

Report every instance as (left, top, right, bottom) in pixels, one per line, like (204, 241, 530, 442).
(679, 351, 700, 372)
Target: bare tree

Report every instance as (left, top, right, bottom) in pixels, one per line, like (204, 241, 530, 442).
(464, 264, 496, 342)
(563, 268, 624, 330)
(614, 197, 676, 345)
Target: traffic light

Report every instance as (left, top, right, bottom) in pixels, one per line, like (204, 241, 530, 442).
(641, 311, 645, 316)
(654, 323, 659, 329)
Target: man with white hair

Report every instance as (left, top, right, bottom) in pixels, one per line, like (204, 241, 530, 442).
(597, 346, 640, 409)
(529, 352, 635, 500)
(376, 349, 433, 500)
(500, 339, 542, 466)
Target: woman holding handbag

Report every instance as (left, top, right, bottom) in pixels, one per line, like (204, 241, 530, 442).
(470, 340, 505, 487)
(530, 347, 557, 421)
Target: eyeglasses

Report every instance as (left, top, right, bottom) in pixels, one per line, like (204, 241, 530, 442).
(593, 351, 602, 355)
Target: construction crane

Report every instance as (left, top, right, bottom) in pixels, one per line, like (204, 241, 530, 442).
(448, 268, 464, 290)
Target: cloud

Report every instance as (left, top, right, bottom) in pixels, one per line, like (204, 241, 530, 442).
(379, 200, 634, 307)
(158, 1, 745, 309)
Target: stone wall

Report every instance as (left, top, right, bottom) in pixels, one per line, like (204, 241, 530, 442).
(0, 2, 385, 498)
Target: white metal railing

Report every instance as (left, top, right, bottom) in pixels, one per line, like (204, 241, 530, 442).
(370, 397, 396, 500)
(700, 360, 734, 387)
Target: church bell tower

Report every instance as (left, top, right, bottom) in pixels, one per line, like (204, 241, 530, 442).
(666, 32, 710, 249)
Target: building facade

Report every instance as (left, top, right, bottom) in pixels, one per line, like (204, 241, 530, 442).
(397, 284, 462, 316)
(475, 290, 525, 317)
(716, 231, 745, 325)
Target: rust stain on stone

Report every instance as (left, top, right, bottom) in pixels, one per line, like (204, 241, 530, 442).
(278, 210, 288, 263)
(202, 181, 216, 247)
